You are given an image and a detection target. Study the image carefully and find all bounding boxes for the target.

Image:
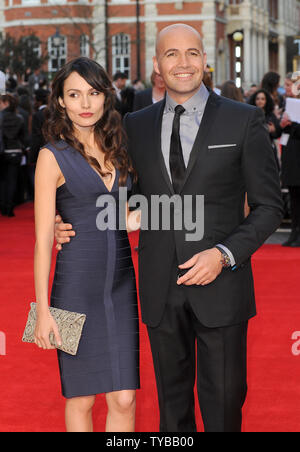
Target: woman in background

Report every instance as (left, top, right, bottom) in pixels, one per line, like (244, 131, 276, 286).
(261, 71, 284, 114)
(248, 89, 282, 170)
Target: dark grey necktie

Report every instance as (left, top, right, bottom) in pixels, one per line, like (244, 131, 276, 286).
(169, 105, 186, 193)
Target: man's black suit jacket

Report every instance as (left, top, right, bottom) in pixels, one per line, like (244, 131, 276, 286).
(29, 108, 46, 165)
(124, 91, 284, 328)
(133, 88, 153, 112)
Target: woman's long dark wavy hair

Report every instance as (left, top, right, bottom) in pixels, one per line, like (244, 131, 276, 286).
(43, 57, 136, 186)
(248, 89, 275, 117)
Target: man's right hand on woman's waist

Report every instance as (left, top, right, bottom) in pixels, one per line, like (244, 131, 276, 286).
(54, 215, 76, 251)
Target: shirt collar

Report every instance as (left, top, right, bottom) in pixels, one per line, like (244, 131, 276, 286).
(165, 83, 209, 115)
(113, 83, 120, 93)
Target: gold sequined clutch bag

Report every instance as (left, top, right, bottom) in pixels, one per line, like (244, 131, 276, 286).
(22, 302, 86, 356)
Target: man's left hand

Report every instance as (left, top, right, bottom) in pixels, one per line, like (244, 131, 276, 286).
(177, 248, 223, 286)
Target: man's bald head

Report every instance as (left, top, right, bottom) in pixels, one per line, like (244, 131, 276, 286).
(156, 24, 204, 57)
(152, 23, 207, 104)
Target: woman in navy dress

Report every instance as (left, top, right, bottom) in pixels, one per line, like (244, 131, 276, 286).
(34, 57, 140, 432)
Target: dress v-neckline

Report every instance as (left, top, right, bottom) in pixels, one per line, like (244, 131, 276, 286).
(66, 140, 118, 193)
(90, 165, 117, 194)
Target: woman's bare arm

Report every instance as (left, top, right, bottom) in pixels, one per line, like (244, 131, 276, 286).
(34, 148, 62, 349)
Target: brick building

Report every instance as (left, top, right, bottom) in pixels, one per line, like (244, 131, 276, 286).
(0, 0, 299, 87)
(0, 0, 94, 77)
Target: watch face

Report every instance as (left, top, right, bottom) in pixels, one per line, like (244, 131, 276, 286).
(215, 247, 231, 268)
(221, 253, 231, 268)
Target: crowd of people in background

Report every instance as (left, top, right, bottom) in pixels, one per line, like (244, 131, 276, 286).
(218, 71, 300, 248)
(0, 64, 299, 246)
(0, 68, 49, 217)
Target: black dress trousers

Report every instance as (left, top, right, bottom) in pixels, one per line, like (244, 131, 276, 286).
(147, 258, 248, 433)
(288, 186, 300, 231)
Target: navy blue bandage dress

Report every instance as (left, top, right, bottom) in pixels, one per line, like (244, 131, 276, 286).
(47, 140, 140, 399)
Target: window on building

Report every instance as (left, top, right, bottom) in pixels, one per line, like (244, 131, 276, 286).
(268, 0, 278, 21)
(21, 0, 40, 4)
(112, 34, 131, 79)
(21, 35, 42, 58)
(80, 34, 90, 58)
(48, 34, 67, 74)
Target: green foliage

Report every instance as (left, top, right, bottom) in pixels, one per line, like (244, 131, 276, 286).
(0, 33, 48, 77)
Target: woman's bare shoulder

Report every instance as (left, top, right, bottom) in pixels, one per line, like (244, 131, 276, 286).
(38, 147, 59, 164)
(39, 147, 54, 157)
(36, 147, 61, 176)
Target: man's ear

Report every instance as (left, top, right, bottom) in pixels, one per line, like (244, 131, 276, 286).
(203, 52, 208, 71)
(153, 56, 161, 76)
(58, 97, 65, 109)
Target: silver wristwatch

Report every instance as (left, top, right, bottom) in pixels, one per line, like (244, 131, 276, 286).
(215, 246, 231, 269)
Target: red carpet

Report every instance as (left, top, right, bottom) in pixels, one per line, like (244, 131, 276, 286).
(1, 202, 300, 432)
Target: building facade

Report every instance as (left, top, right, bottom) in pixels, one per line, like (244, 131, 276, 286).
(0, 0, 299, 87)
(226, 0, 300, 87)
(0, 0, 94, 77)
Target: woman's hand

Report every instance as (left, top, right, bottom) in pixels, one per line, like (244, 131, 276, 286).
(34, 307, 62, 350)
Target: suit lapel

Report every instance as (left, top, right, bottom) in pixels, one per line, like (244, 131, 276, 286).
(180, 91, 221, 193)
(153, 98, 175, 195)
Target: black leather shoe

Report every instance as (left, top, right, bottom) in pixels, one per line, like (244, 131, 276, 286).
(289, 238, 300, 247)
(282, 230, 300, 247)
(7, 209, 15, 218)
